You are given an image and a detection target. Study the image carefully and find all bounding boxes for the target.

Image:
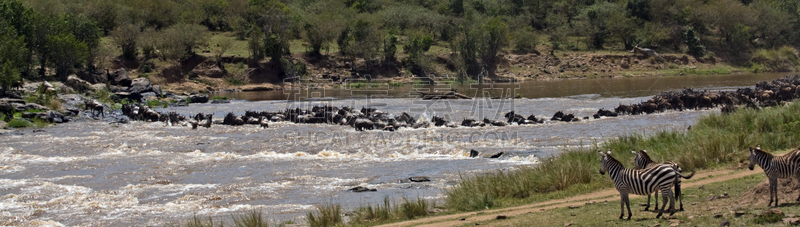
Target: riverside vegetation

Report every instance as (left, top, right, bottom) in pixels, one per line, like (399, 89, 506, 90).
(163, 89, 800, 226)
(2, 0, 800, 95)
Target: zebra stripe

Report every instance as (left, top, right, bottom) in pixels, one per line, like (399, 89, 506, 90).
(748, 146, 800, 207)
(632, 150, 690, 211)
(599, 150, 687, 220)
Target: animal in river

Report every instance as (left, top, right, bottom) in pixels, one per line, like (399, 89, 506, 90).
(84, 99, 104, 118)
(599, 150, 693, 220)
(747, 146, 800, 207)
(632, 150, 690, 211)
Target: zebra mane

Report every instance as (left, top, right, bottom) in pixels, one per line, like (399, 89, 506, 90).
(639, 150, 653, 162)
(751, 146, 774, 158)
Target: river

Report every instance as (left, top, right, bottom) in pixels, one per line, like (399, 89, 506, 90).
(0, 73, 788, 226)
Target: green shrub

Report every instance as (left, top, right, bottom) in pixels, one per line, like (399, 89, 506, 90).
(7, 118, 32, 128)
(751, 46, 800, 72)
(754, 210, 784, 224)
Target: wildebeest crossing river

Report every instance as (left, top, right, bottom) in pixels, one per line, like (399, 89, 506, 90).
(0, 73, 788, 226)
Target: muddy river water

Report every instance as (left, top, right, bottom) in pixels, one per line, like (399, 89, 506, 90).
(0, 73, 788, 226)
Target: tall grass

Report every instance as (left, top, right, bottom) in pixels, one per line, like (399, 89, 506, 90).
(307, 203, 342, 227)
(750, 46, 800, 72)
(349, 196, 433, 225)
(446, 102, 800, 211)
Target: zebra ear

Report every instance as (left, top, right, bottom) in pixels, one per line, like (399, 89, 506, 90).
(642, 150, 647, 153)
(606, 150, 612, 155)
(598, 150, 604, 156)
(631, 151, 636, 154)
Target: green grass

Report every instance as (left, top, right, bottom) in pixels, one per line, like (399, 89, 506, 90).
(6, 118, 32, 128)
(750, 46, 800, 73)
(167, 211, 275, 227)
(445, 101, 800, 212)
(307, 203, 342, 227)
(486, 173, 786, 226)
(349, 196, 434, 226)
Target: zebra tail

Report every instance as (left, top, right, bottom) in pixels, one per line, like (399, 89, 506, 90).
(679, 171, 695, 179)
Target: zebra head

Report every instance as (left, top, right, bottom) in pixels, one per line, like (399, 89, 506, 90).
(748, 146, 763, 170)
(598, 150, 612, 175)
(633, 150, 654, 169)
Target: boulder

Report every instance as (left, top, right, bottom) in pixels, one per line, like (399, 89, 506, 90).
(91, 83, 108, 92)
(128, 77, 153, 94)
(22, 110, 67, 123)
(12, 103, 49, 112)
(152, 85, 162, 96)
(348, 186, 377, 192)
(109, 68, 132, 86)
(141, 92, 158, 100)
(78, 70, 108, 84)
(66, 75, 93, 92)
(188, 94, 209, 103)
(408, 176, 431, 182)
(0, 120, 6, 129)
(113, 92, 143, 102)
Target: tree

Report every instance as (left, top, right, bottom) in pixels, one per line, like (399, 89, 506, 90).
(46, 33, 88, 81)
(685, 26, 705, 58)
(384, 33, 398, 62)
(155, 23, 209, 61)
(626, 0, 652, 21)
(0, 24, 26, 94)
(477, 17, 509, 77)
(111, 23, 141, 59)
(248, 0, 293, 65)
(0, 62, 21, 95)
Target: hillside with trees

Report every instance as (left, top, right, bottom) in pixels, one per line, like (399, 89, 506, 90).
(2, 0, 800, 93)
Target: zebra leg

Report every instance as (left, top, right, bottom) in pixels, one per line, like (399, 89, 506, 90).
(665, 189, 676, 215)
(796, 176, 800, 202)
(654, 189, 659, 210)
(645, 193, 651, 211)
(655, 189, 669, 219)
(676, 179, 684, 211)
(619, 194, 626, 219)
(625, 194, 632, 220)
(769, 178, 777, 207)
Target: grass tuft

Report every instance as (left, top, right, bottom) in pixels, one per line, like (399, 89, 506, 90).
(231, 210, 270, 227)
(307, 203, 342, 227)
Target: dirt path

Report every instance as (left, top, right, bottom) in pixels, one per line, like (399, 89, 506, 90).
(377, 167, 762, 227)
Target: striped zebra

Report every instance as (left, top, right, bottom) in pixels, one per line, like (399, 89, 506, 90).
(748, 146, 800, 207)
(632, 150, 689, 211)
(598, 150, 693, 220)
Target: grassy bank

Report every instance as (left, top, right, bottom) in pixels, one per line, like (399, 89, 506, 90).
(446, 101, 800, 211)
(485, 173, 786, 226)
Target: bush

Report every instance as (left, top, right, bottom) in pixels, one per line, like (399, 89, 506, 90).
(7, 118, 32, 128)
(685, 27, 705, 58)
(111, 24, 141, 59)
(513, 26, 539, 54)
(156, 23, 209, 61)
(750, 46, 800, 72)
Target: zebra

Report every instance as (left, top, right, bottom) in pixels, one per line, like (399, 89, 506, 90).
(747, 146, 800, 207)
(598, 150, 694, 220)
(632, 150, 689, 211)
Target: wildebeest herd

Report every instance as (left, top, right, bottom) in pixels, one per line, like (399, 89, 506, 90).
(99, 75, 800, 131)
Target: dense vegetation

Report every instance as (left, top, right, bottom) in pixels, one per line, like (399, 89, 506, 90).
(2, 0, 800, 93)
